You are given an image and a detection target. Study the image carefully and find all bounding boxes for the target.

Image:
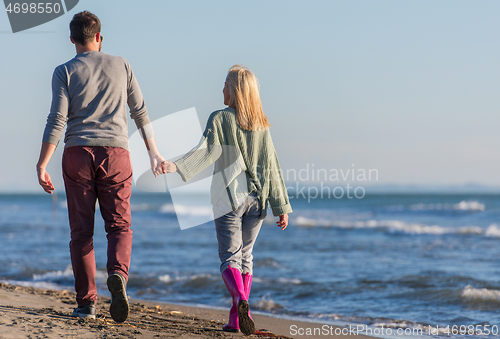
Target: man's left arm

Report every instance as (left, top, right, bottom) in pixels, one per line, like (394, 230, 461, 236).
(126, 63, 165, 177)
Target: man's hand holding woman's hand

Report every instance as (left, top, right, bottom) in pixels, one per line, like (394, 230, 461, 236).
(148, 150, 167, 177)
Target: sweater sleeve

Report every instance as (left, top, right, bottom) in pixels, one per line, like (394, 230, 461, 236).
(42, 65, 69, 146)
(267, 145, 293, 217)
(174, 113, 222, 182)
(126, 62, 153, 140)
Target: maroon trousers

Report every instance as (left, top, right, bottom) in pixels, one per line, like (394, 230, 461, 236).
(62, 146, 133, 306)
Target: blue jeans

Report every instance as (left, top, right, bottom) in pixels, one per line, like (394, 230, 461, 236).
(214, 192, 263, 275)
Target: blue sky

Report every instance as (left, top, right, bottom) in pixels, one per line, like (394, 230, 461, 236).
(1, 0, 500, 192)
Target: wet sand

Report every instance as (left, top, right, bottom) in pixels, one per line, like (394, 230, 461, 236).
(0, 282, 374, 339)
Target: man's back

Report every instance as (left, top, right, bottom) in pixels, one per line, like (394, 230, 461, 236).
(43, 51, 151, 150)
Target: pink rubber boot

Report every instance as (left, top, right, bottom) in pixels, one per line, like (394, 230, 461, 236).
(222, 266, 255, 335)
(225, 303, 238, 332)
(242, 273, 253, 321)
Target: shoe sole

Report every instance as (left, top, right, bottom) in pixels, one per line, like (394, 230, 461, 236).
(238, 300, 255, 336)
(222, 327, 240, 333)
(107, 274, 129, 323)
(72, 312, 96, 320)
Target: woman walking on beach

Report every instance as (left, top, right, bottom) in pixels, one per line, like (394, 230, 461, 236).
(163, 65, 292, 335)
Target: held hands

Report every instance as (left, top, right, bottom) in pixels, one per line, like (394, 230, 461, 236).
(37, 167, 55, 194)
(162, 161, 177, 174)
(148, 150, 167, 177)
(277, 214, 288, 230)
(144, 137, 167, 177)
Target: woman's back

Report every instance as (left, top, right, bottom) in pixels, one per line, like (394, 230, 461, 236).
(175, 106, 290, 218)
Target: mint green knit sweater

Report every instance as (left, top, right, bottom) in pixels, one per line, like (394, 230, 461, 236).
(174, 107, 292, 219)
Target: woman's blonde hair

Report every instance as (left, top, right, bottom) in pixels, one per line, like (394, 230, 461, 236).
(226, 65, 271, 131)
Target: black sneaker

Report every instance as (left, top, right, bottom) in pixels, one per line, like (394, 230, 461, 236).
(107, 273, 129, 323)
(72, 300, 96, 319)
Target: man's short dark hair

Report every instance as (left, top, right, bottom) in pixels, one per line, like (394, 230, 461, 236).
(70, 11, 101, 46)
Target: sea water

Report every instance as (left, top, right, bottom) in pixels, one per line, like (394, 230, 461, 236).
(1, 192, 500, 338)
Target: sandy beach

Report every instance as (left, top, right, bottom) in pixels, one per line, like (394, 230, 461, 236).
(0, 282, 374, 339)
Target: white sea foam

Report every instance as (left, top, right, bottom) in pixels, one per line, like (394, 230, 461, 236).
(371, 321, 432, 335)
(158, 274, 173, 283)
(1, 280, 63, 290)
(158, 273, 216, 284)
(294, 216, 318, 227)
(277, 277, 302, 285)
(485, 224, 500, 237)
(160, 203, 212, 216)
(454, 200, 485, 211)
(33, 265, 73, 280)
(312, 313, 442, 335)
(383, 221, 450, 234)
(295, 216, 484, 236)
(187, 274, 214, 280)
(252, 294, 283, 312)
(373, 321, 411, 328)
(408, 200, 485, 212)
(159, 204, 176, 213)
(461, 285, 500, 302)
(314, 313, 342, 320)
(33, 265, 107, 281)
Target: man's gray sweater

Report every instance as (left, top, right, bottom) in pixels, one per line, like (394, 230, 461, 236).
(42, 50, 153, 150)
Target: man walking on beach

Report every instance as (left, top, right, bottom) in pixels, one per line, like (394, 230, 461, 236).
(36, 11, 165, 322)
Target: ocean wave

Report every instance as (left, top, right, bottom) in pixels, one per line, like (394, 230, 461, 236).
(32, 265, 73, 281)
(251, 294, 284, 312)
(33, 265, 107, 282)
(277, 277, 302, 285)
(485, 224, 500, 238)
(454, 201, 486, 211)
(158, 273, 218, 284)
(313, 313, 441, 334)
(1, 279, 63, 290)
(158, 274, 175, 283)
(313, 313, 342, 320)
(294, 216, 486, 236)
(159, 204, 212, 216)
(254, 258, 283, 268)
(249, 276, 304, 286)
(386, 200, 485, 213)
(461, 285, 500, 303)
